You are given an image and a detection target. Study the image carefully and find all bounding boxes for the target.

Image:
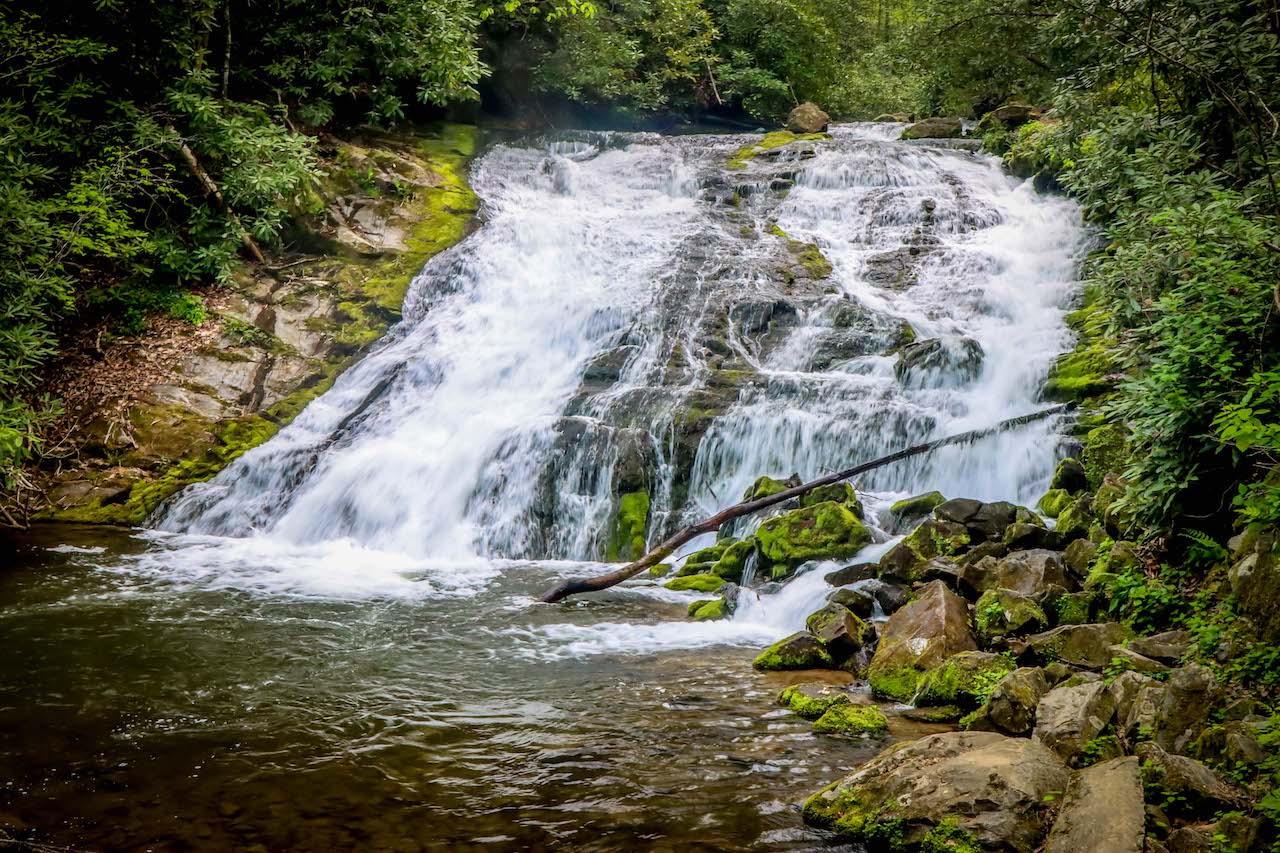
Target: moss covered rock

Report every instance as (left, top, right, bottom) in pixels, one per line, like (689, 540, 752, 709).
(754, 501, 872, 579)
(982, 667, 1051, 735)
(753, 631, 835, 671)
(915, 651, 1017, 709)
(975, 588, 1049, 640)
(866, 580, 977, 702)
(664, 573, 725, 593)
(1021, 622, 1131, 669)
(890, 490, 947, 524)
(1037, 488, 1072, 518)
(727, 131, 831, 170)
(805, 603, 874, 663)
(902, 518, 970, 559)
(799, 482, 863, 517)
(813, 704, 889, 736)
(606, 490, 650, 561)
(709, 539, 756, 582)
(802, 731, 1069, 850)
(690, 598, 727, 621)
(900, 117, 964, 139)
(1050, 457, 1088, 494)
(778, 682, 853, 719)
(1081, 424, 1129, 490)
(959, 549, 1070, 598)
(1052, 591, 1096, 626)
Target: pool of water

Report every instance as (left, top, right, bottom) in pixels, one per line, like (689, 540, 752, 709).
(0, 525, 945, 852)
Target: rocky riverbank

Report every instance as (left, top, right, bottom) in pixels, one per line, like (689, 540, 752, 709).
(29, 124, 479, 526)
(668, 433, 1280, 850)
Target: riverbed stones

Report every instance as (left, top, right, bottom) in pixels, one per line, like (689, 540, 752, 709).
(1020, 622, 1131, 668)
(866, 580, 977, 701)
(900, 117, 964, 140)
(787, 102, 830, 134)
(914, 650, 1016, 709)
(1033, 680, 1116, 764)
(803, 731, 1068, 850)
(754, 501, 871, 579)
(753, 631, 834, 671)
(822, 562, 876, 586)
(1044, 756, 1144, 853)
(974, 587, 1049, 641)
(777, 682, 853, 719)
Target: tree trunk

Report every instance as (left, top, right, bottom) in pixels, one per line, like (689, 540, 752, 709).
(167, 125, 268, 266)
(537, 404, 1072, 604)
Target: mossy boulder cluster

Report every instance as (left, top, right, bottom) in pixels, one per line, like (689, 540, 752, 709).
(733, 465, 1270, 852)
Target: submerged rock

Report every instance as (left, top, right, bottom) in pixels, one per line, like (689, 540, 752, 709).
(812, 704, 889, 736)
(866, 580, 977, 701)
(803, 731, 1068, 850)
(753, 631, 834, 671)
(777, 682, 852, 719)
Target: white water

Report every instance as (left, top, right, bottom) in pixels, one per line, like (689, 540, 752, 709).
(147, 124, 1085, 657)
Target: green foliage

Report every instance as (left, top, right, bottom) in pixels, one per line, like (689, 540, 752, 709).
(1103, 570, 1185, 634)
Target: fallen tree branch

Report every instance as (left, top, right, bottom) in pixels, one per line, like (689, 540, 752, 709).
(537, 404, 1073, 604)
(167, 125, 268, 266)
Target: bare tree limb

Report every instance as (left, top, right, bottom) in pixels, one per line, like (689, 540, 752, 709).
(167, 125, 268, 265)
(537, 404, 1073, 604)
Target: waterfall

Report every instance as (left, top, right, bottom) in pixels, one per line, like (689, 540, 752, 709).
(156, 124, 1085, 614)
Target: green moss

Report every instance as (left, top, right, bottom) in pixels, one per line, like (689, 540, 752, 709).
(727, 130, 831, 170)
(914, 652, 1016, 708)
(1082, 424, 1129, 490)
(902, 518, 969, 559)
(1053, 591, 1095, 625)
(754, 500, 872, 579)
(778, 684, 853, 720)
(1043, 340, 1117, 402)
(975, 589, 1048, 640)
(648, 563, 673, 578)
(867, 663, 924, 704)
(606, 490, 651, 561)
(769, 221, 833, 279)
(813, 704, 889, 736)
(743, 474, 795, 501)
(691, 598, 727, 621)
(919, 818, 981, 853)
(1037, 488, 1072, 518)
(753, 635, 835, 670)
(800, 482, 861, 513)
(1054, 494, 1096, 542)
(664, 573, 726, 593)
(687, 542, 730, 565)
(890, 491, 946, 521)
(710, 539, 756, 581)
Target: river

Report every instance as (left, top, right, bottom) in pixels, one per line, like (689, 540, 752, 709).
(0, 123, 1084, 851)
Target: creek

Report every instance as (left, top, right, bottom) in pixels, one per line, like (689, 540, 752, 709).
(1, 123, 1084, 851)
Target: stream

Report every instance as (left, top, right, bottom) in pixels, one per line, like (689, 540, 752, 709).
(1, 123, 1085, 851)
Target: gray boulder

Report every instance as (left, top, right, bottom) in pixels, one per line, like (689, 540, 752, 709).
(1021, 622, 1131, 669)
(803, 731, 1068, 850)
(787, 102, 830, 134)
(901, 117, 964, 140)
(961, 549, 1071, 597)
(1128, 629, 1191, 664)
(1033, 681, 1116, 764)
(866, 580, 977, 702)
(1135, 742, 1242, 816)
(1045, 757, 1144, 853)
(826, 586, 875, 619)
(985, 666, 1050, 735)
(1153, 663, 1219, 753)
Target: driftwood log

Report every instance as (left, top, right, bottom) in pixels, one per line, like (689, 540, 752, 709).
(537, 403, 1072, 604)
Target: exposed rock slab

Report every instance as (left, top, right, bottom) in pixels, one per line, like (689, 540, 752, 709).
(1045, 756, 1144, 853)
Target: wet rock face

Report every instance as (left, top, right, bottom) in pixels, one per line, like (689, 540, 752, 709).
(894, 336, 984, 388)
(753, 631, 833, 671)
(866, 580, 977, 701)
(1045, 756, 1145, 853)
(803, 731, 1068, 851)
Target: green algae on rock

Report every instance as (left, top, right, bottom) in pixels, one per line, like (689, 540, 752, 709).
(889, 491, 946, 523)
(606, 490, 650, 561)
(914, 651, 1016, 709)
(974, 587, 1049, 641)
(664, 573, 726, 593)
(726, 131, 831, 170)
(754, 501, 872, 580)
(866, 580, 977, 702)
(753, 631, 834, 671)
(1037, 487, 1072, 518)
(777, 682, 853, 720)
(812, 704, 889, 736)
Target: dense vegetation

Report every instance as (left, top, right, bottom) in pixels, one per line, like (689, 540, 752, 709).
(4, 0, 1280, 548)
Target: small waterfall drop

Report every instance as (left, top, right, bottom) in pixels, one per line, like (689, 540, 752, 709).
(154, 123, 1085, 632)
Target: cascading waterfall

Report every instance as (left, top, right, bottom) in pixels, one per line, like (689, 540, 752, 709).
(154, 124, 1085, 638)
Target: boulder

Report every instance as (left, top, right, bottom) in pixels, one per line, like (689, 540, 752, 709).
(787, 101, 830, 134)
(753, 631, 834, 671)
(866, 581, 977, 701)
(1107, 644, 1168, 675)
(1051, 494, 1095, 545)
(889, 490, 947, 524)
(983, 667, 1051, 735)
(777, 682, 853, 719)
(1135, 742, 1242, 816)
(1107, 671, 1156, 729)
(812, 704, 889, 736)
(1003, 521, 1047, 549)
(895, 337, 984, 387)
(1021, 622, 1131, 669)
(934, 497, 983, 524)
(1128, 630, 1191, 664)
(915, 651, 1016, 709)
(1050, 456, 1088, 494)
(1051, 591, 1096, 625)
(803, 731, 1068, 850)
(960, 549, 1071, 598)
(743, 474, 801, 501)
(1063, 538, 1098, 579)
(754, 501, 872, 580)
(1038, 488, 1072, 518)
(957, 539, 1007, 568)
(823, 562, 876, 586)
(799, 481, 863, 516)
(974, 103, 1038, 134)
(1228, 534, 1280, 643)
(1033, 681, 1117, 764)
(861, 578, 909, 616)
(975, 587, 1049, 641)
(873, 112, 911, 122)
(1117, 682, 1165, 741)
(968, 500, 1019, 541)
(900, 117, 964, 140)
(664, 573, 725, 593)
(1193, 721, 1267, 770)
(805, 603, 874, 662)
(826, 586, 875, 619)
(1153, 663, 1219, 754)
(1044, 756, 1144, 853)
